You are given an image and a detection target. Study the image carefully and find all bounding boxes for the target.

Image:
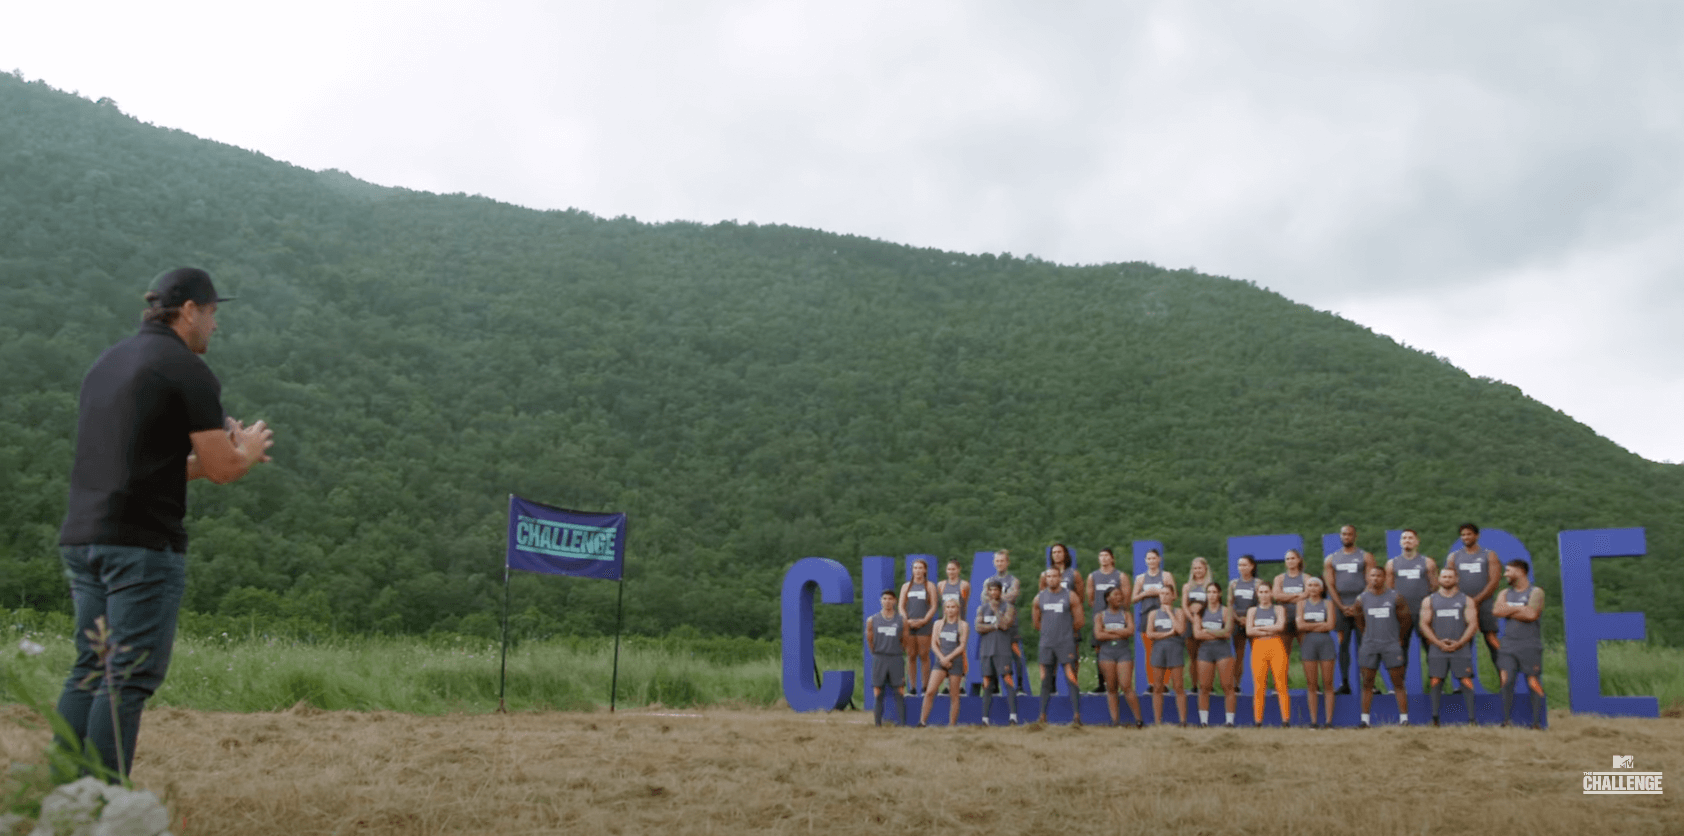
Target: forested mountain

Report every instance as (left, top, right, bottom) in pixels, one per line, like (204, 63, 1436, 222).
(3, 72, 1680, 644)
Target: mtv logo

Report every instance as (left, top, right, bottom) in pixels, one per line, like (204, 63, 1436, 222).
(1613, 755, 1635, 769)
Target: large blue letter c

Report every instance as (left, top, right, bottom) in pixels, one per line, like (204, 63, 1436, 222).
(781, 557, 856, 712)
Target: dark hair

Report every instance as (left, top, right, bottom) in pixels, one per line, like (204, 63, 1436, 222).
(1049, 543, 1072, 571)
(880, 590, 897, 599)
(1506, 559, 1530, 574)
(1239, 554, 1255, 566)
(141, 292, 181, 325)
(1459, 522, 1480, 535)
(1401, 528, 1418, 537)
(985, 579, 1002, 591)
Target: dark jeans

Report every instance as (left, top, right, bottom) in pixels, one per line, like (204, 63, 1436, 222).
(56, 544, 187, 779)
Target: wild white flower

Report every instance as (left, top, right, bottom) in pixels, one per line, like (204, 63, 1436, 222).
(18, 638, 46, 656)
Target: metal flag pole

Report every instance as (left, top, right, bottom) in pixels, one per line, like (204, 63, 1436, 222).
(609, 576, 626, 713)
(497, 562, 511, 713)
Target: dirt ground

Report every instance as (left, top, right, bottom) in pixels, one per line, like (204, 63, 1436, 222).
(3, 704, 1678, 835)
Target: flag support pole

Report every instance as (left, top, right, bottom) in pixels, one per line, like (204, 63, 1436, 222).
(609, 577, 626, 713)
(497, 563, 511, 713)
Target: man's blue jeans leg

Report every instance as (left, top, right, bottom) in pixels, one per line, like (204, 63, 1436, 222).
(56, 544, 186, 779)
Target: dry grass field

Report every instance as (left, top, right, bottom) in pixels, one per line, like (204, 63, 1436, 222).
(3, 703, 1678, 835)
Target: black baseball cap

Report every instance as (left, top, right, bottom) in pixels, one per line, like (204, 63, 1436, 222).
(147, 267, 234, 308)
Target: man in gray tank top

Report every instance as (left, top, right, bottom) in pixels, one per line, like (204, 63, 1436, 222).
(974, 579, 1019, 725)
(1032, 568, 1085, 726)
(865, 591, 909, 726)
(1386, 529, 1436, 671)
(1420, 567, 1478, 726)
(1323, 525, 1375, 695)
(991, 549, 1030, 695)
(1354, 566, 1411, 726)
(1448, 523, 1503, 680)
(1492, 560, 1547, 729)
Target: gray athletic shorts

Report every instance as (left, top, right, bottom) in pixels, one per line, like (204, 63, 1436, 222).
(1039, 641, 1078, 666)
(1150, 639, 1187, 669)
(978, 654, 1014, 681)
(1197, 640, 1234, 663)
(1476, 598, 1498, 634)
(1097, 641, 1134, 663)
(1300, 632, 1336, 662)
(871, 652, 905, 689)
(1427, 651, 1475, 680)
(1497, 647, 1543, 677)
(1359, 645, 1405, 671)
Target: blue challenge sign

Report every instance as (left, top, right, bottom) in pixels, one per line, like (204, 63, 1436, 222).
(506, 495, 626, 581)
(779, 527, 1659, 723)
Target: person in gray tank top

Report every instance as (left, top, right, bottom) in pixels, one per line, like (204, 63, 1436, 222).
(1273, 549, 1310, 660)
(1228, 555, 1261, 686)
(1420, 567, 1478, 726)
(1449, 523, 1504, 682)
(1087, 548, 1126, 694)
(899, 559, 939, 697)
(975, 579, 1020, 725)
(1033, 568, 1085, 725)
(1046, 544, 1085, 693)
(1323, 526, 1375, 696)
(1094, 586, 1143, 727)
(918, 598, 970, 727)
(990, 549, 1030, 696)
(1190, 581, 1237, 727)
(1354, 566, 1412, 727)
(938, 560, 969, 615)
(865, 591, 909, 726)
(1296, 577, 1337, 728)
(1133, 549, 1176, 695)
(1386, 529, 1437, 679)
(1492, 560, 1547, 729)
(1145, 586, 1188, 726)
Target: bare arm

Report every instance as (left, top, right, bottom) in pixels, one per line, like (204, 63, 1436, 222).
(999, 603, 1015, 633)
(1419, 596, 1444, 648)
(1070, 591, 1085, 634)
(1474, 552, 1501, 603)
(1455, 598, 1479, 650)
(188, 418, 273, 484)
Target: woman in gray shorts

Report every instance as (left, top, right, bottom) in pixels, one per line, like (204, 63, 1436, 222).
(1191, 581, 1237, 727)
(1094, 586, 1143, 727)
(1145, 586, 1188, 726)
(1297, 576, 1337, 729)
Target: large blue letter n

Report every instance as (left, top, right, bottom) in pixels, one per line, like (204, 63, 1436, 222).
(781, 557, 856, 712)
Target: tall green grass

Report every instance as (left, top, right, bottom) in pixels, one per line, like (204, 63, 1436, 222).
(4, 608, 1679, 714)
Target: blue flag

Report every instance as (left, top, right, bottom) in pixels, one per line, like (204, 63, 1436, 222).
(506, 495, 626, 581)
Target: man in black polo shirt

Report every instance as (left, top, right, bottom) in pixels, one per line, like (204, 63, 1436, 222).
(57, 267, 274, 779)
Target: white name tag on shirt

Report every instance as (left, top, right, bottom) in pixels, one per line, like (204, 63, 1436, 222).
(1305, 611, 1325, 622)
(1340, 564, 1359, 573)
(1106, 620, 1125, 631)
(1236, 589, 1254, 599)
(1255, 617, 1275, 626)
(1144, 583, 1162, 592)
(1095, 583, 1115, 594)
(909, 589, 926, 599)
(1044, 602, 1064, 613)
(983, 615, 997, 624)
(943, 594, 960, 603)
(1189, 591, 1206, 600)
(1437, 609, 1462, 618)
(877, 626, 897, 636)
(1367, 608, 1392, 619)
(940, 631, 957, 642)
(1463, 563, 1482, 573)
(1400, 569, 1420, 579)
(1155, 618, 1173, 630)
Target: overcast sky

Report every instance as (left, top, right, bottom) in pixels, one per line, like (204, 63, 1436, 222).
(5, 2, 1681, 463)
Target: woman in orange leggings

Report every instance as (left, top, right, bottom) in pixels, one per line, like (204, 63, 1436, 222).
(1246, 582, 1291, 726)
